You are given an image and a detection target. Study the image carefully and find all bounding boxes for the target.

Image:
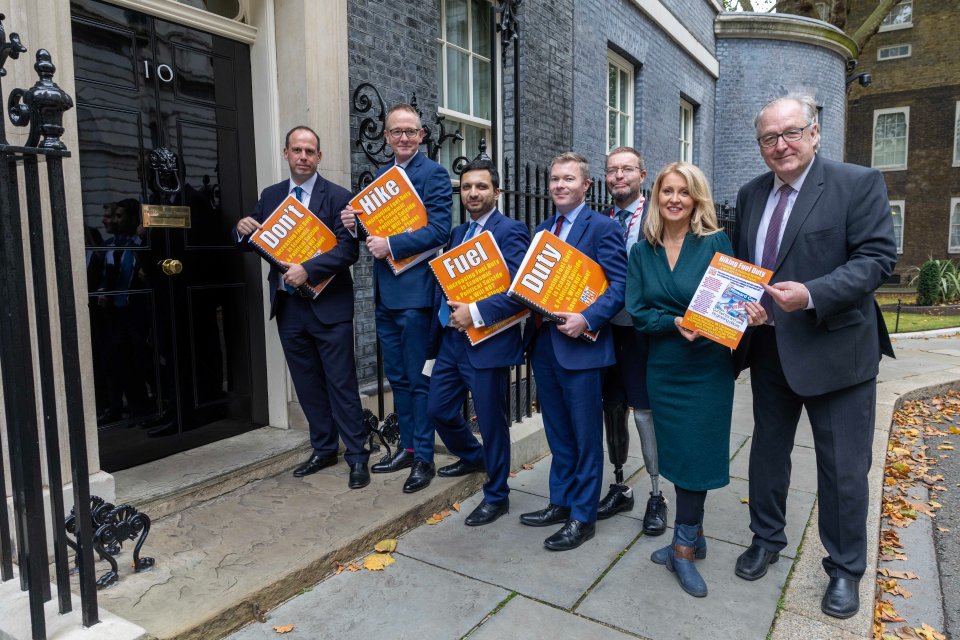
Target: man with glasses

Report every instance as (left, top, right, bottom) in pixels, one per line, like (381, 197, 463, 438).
(731, 94, 896, 619)
(597, 147, 666, 537)
(341, 104, 452, 493)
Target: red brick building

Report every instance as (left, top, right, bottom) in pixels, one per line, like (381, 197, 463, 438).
(845, 0, 960, 279)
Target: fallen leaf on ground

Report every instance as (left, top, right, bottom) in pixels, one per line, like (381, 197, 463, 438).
(452, 501, 461, 512)
(363, 553, 395, 571)
(878, 600, 906, 622)
(739, 497, 749, 504)
(914, 623, 946, 640)
(937, 445, 954, 450)
(374, 538, 397, 553)
(879, 568, 919, 580)
(273, 624, 295, 634)
(936, 526, 950, 532)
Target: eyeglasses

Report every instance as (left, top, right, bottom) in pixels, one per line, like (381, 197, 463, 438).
(757, 123, 813, 148)
(604, 166, 642, 177)
(387, 128, 421, 140)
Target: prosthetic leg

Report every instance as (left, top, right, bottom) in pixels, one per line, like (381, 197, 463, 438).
(597, 401, 634, 519)
(635, 409, 667, 535)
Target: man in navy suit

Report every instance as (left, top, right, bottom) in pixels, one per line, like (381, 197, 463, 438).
(236, 126, 369, 489)
(520, 152, 627, 551)
(341, 104, 452, 493)
(426, 157, 530, 526)
(732, 95, 897, 618)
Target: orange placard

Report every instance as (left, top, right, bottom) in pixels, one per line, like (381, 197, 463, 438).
(248, 195, 338, 298)
(429, 230, 528, 346)
(679, 252, 772, 349)
(351, 165, 441, 275)
(506, 230, 608, 342)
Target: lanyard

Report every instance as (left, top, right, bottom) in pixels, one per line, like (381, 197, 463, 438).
(609, 193, 644, 242)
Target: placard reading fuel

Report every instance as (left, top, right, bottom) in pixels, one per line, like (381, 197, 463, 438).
(507, 230, 608, 342)
(351, 165, 438, 275)
(248, 194, 338, 298)
(429, 230, 528, 346)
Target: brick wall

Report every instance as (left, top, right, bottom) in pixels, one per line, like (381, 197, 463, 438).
(845, 0, 960, 275)
(571, 0, 718, 190)
(713, 38, 847, 206)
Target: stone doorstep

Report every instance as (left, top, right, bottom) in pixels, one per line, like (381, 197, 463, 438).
(76, 414, 548, 640)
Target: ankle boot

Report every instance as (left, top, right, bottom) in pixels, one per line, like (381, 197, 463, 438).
(665, 523, 708, 597)
(650, 524, 706, 564)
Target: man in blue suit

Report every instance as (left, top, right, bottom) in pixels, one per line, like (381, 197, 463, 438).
(236, 126, 369, 489)
(341, 104, 452, 493)
(426, 157, 530, 526)
(520, 152, 628, 551)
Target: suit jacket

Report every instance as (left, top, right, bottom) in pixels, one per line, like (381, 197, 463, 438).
(427, 210, 530, 369)
(524, 207, 628, 370)
(733, 154, 897, 396)
(607, 197, 649, 327)
(237, 175, 357, 322)
(374, 152, 452, 310)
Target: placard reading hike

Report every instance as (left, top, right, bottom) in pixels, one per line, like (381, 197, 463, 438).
(506, 230, 608, 342)
(350, 165, 441, 275)
(429, 230, 528, 346)
(248, 194, 338, 298)
(680, 252, 772, 349)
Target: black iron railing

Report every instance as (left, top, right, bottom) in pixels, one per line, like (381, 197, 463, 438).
(0, 15, 99, 639)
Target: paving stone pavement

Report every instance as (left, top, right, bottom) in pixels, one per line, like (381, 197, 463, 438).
(221, 333, 960, 640)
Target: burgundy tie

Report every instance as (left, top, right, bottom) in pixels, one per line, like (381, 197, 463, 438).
(760, 184, 793, 320)
(552, 215, 566, 237)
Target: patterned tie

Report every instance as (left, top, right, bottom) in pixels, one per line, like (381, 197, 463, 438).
(760, 184, 793, 320)
(284, 186, 305, 295)
(439, 221, 482, 327)
(615, 209, 631, 232)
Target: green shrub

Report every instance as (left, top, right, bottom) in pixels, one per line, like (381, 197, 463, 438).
(915, 259, 960, 305)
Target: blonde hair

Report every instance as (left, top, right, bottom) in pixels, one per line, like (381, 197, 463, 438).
(643, 162, 720, 247)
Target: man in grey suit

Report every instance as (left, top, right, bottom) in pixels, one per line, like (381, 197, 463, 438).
(731, 94, 897, 619)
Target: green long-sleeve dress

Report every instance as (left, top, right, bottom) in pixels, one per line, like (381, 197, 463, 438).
(626, 231, 734, 491)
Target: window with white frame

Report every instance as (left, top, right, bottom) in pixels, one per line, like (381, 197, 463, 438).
(950, 199, 960, 252)
(872, 107, 909, 170)
(954, 102, 959, 166)
(877, 44, 911, 61)
(437, 0, 493, 172)
(607, 51, 634, 152)
(890, 200, 904, 254)
(679, 99, 694, 162)
(879, 0, 912, 31)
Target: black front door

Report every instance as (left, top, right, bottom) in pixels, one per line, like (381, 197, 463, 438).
(71, 0, 267, 471)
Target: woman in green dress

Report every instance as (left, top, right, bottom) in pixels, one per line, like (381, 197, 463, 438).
(626, 162, 766, 597)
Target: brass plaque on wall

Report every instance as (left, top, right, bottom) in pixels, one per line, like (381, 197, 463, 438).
(142, 204, 192, 228)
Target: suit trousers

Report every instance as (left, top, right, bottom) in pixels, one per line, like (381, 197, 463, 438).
(375, 304, 433, 461)
(276, 294, 368, 464)
(747, 325, 875, 579)
(532, 329, 604, 524)
(428, 327, 511, 504)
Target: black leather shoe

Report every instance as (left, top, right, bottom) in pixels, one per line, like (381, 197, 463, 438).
(402, 460, 435, 493)
(293, 453, 338, 477)
(735, 544, 779, 580)
(821, 577, 860, 619)
(464, 500, 509, 526)
(544, 519, 595, 551)
(597, 484, 634, 520)
(642, 492, 668, 536)
(519, 504, 571, 527)
(371, 448, 414, 474)
(437, 458, 484, 477)
(348, 462, 370, 489)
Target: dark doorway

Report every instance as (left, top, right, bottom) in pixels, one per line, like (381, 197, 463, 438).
(71, 0, 267, 471)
